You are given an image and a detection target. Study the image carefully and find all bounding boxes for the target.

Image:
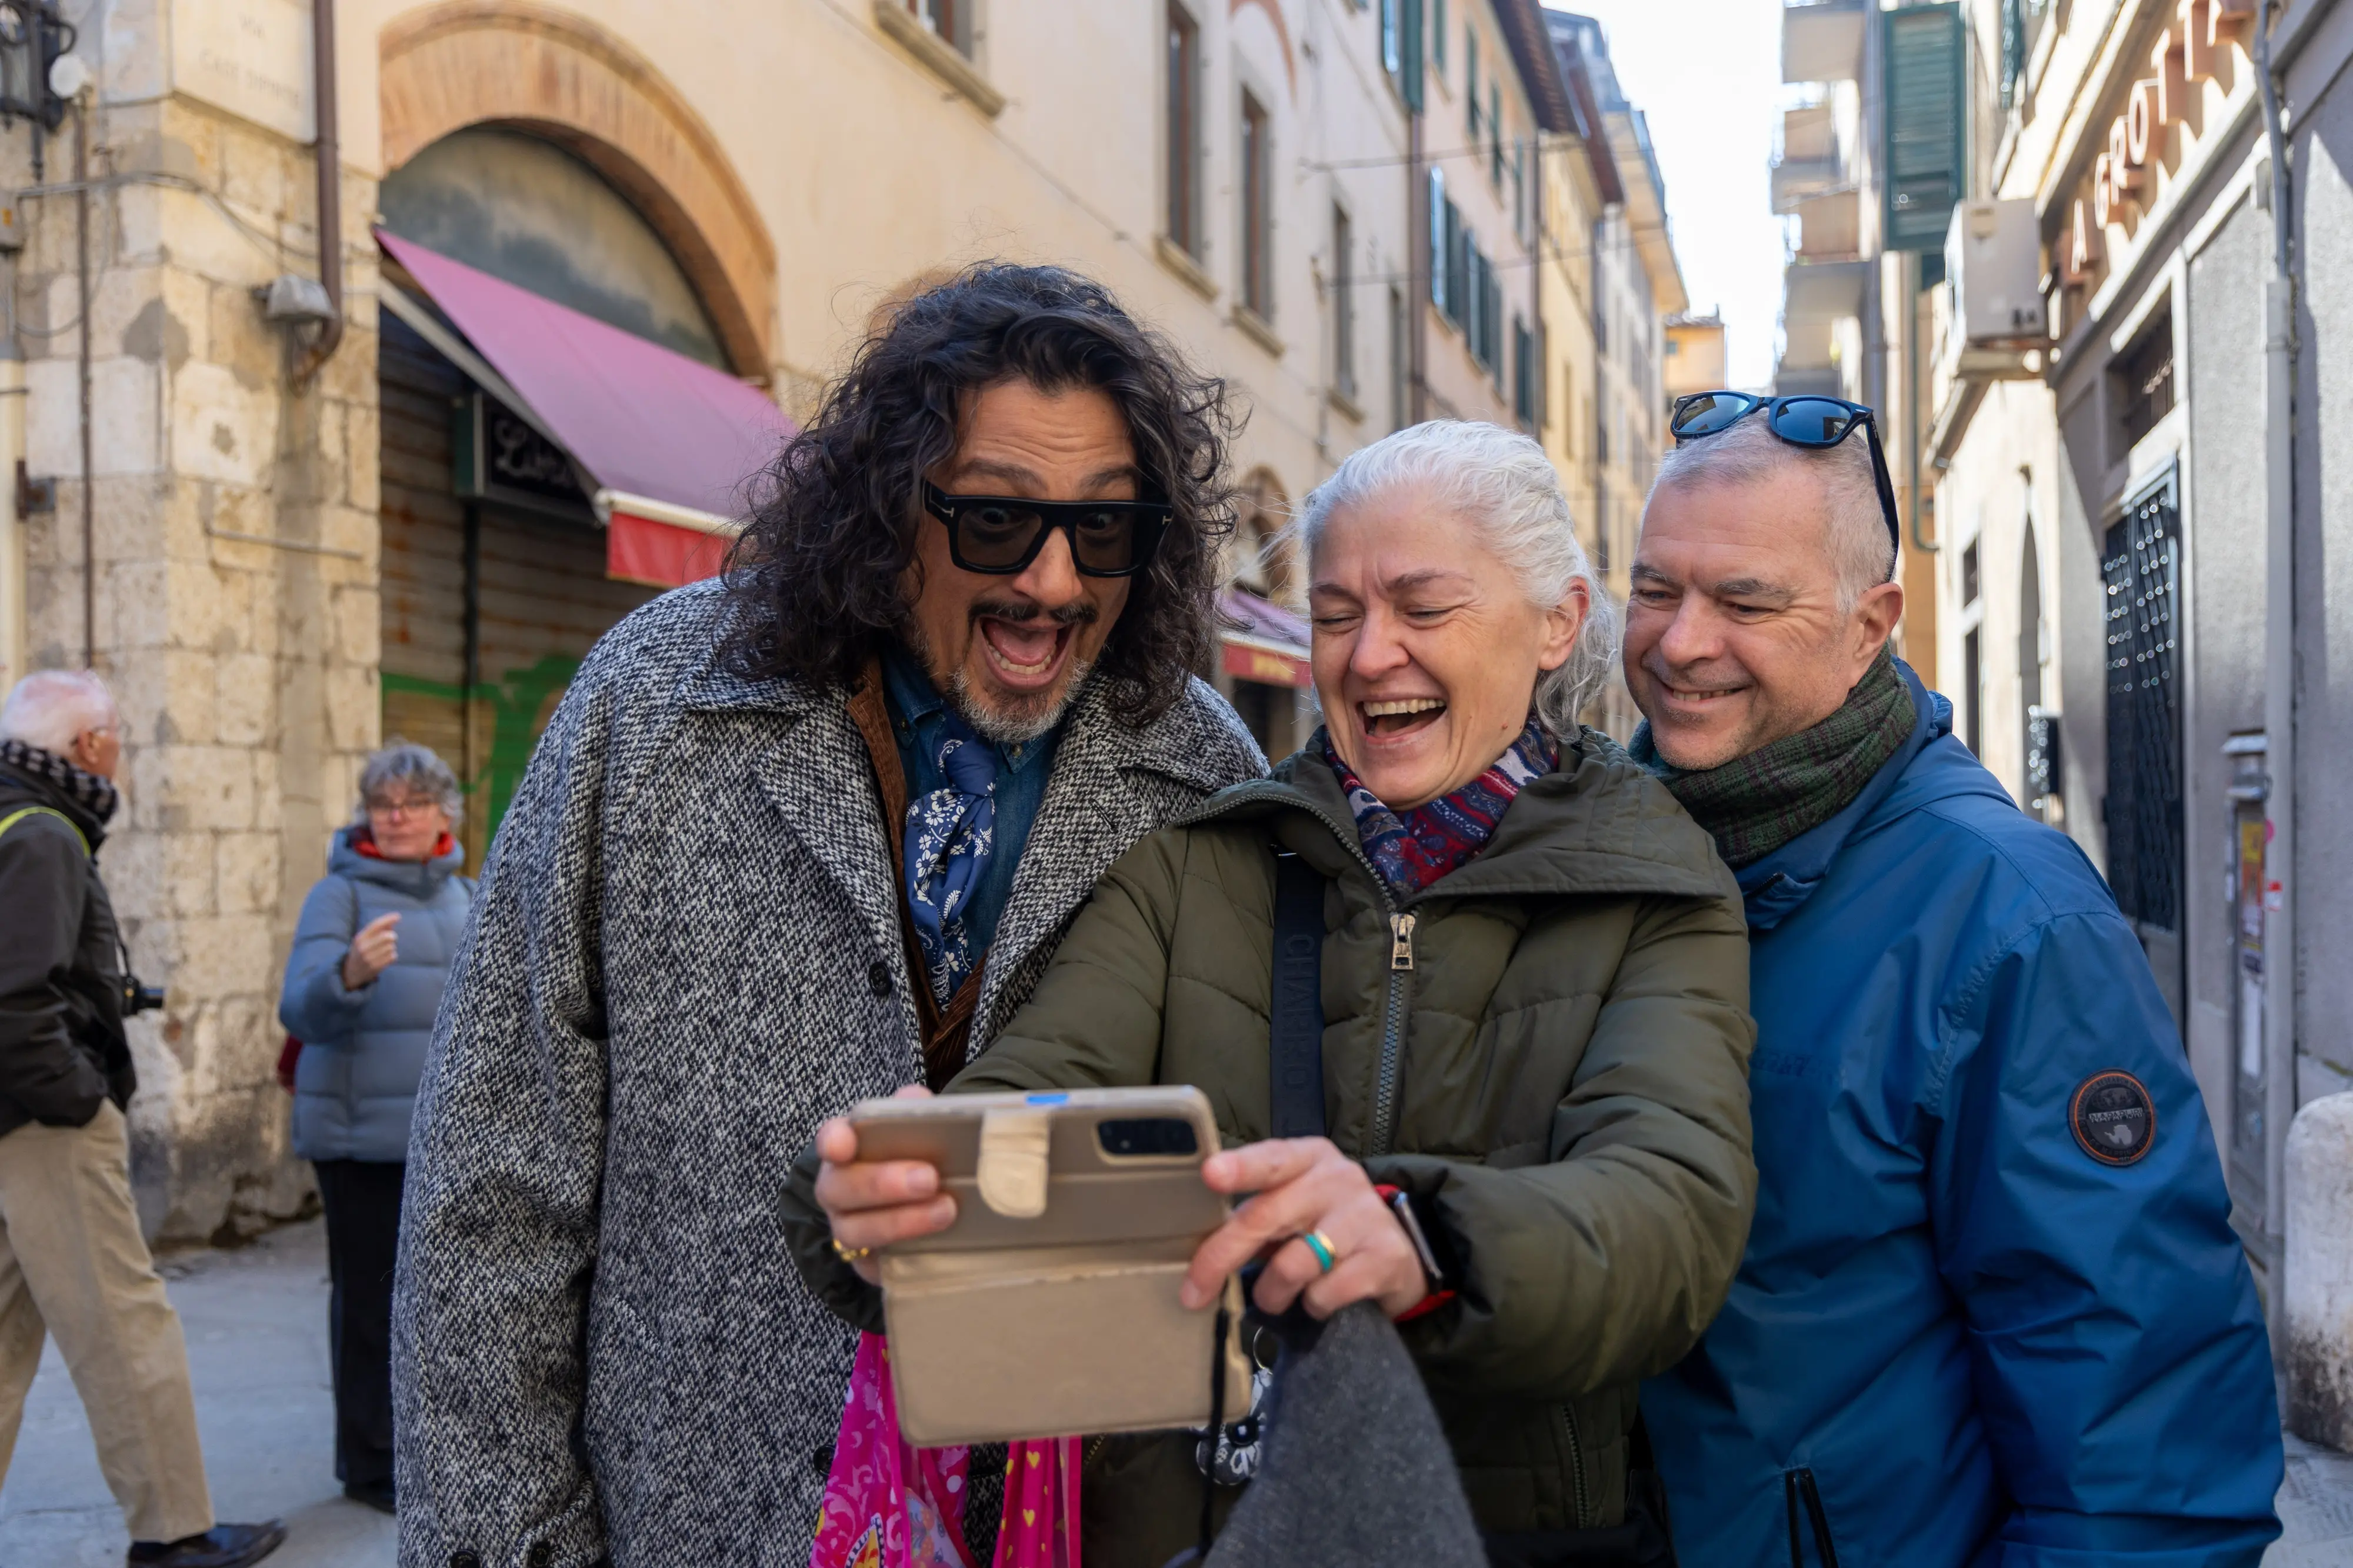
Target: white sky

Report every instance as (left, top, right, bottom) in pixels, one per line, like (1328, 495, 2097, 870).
(1544, 0, 1788, 390)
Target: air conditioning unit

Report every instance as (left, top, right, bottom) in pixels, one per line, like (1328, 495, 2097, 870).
(1945, 199, 2044, 345)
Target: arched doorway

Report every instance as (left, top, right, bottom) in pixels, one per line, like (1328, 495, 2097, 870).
(380, 125, 729, 367)
(372, 6, 781, 868)
(375, 148, 771, 870)
(379, 2, 775, 377)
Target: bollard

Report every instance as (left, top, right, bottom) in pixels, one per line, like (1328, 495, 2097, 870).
(2287, 1090, 2353, 1452)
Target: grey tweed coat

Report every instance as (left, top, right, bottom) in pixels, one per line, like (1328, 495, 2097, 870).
(391, 579, 1265, 1568)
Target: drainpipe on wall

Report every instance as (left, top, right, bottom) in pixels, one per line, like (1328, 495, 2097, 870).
(1409, 111, 1426, 425)
(2255, 0, 2298, 1366)
(292, 0, 343, 385)
(0, 313, 21, 691)
(1589, 212, 1606, 573)
(1906, 251, 1935, 557)
(74, 99, 91, 666)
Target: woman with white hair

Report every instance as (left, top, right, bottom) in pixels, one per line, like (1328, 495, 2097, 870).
(791, 422, 1757, 1565)
(278, 740, 474, 1516)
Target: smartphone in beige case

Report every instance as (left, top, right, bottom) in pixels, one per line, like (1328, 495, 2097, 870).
(849, 1085, 1255, 1447)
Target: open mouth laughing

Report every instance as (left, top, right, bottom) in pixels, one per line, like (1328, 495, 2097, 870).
(1361, 696, 1447, 738)
(970, 597, 1096, 696)
(976, 615, 1075, 690)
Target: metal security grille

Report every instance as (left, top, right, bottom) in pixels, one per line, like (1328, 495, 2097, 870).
(2102, 481, 2182, 931)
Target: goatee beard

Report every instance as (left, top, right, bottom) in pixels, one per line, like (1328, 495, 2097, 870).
(948, 659, 1091, 745)
(901, 604, 1097, 746)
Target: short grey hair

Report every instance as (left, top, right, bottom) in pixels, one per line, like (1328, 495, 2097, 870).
(1294, 421, 1622, 738)
(354, 740, 465, 828)
(1648, 414, 1895, 609)
(0, 669, 116, 754)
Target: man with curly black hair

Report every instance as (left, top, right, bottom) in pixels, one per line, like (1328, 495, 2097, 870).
(393, 265, 1267, 1568)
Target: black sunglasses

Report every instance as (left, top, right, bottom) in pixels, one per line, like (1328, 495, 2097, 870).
(1668, 391, 1902, 553)
(920, 482, 1172, 579)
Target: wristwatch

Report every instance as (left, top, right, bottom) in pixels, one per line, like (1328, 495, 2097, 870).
(1385, 1186, 1448, 1290)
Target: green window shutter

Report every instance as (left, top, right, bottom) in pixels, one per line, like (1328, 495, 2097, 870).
(1490, 86, 1502, 185)
(1466, 37, 1477, 136)
(1402, 0, 1424, 112)
(1444, 201, 1464, 323)
(1884, 2, 1964, 252)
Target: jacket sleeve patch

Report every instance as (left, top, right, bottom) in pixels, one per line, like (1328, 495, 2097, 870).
(2070, 1070, 2156, 1165)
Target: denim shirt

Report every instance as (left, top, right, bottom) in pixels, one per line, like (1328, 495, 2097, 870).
(881, 644, 1062, 968)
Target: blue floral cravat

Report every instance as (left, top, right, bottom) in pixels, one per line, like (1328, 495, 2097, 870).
(903, 711, 998, 1005)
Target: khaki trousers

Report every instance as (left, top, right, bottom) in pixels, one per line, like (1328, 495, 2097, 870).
(0, 1102, 212, 1543)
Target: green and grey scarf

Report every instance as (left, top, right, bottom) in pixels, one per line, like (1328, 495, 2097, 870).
(1629, 649, 1917, 869)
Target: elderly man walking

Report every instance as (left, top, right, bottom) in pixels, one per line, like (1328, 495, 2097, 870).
(0, 670, 284, 1568)
(394, 265, 1266, 1568)
(1627, 394, 2282, 1566)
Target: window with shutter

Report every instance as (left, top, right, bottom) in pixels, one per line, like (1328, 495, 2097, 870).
(1445, 201, 1465, 326)
(1401, 0, 1424, 112)
(1884, 3, 1964, 252)
(1467, 33, 1478, 137)
(1429, 167, 1448, 312)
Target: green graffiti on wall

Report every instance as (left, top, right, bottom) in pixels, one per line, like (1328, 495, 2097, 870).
(380, 653, 581, 850)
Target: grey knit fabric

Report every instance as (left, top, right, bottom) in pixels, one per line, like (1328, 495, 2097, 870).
(1204, 1303, 1485, 1568)
(390, 579, 1265, 1568)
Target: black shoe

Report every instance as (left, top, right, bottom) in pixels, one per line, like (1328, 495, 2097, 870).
(126, 1521, 288, 1568)
(343, 1479, 396, 1514)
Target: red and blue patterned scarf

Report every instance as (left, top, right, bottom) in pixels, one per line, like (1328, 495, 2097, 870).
(1322, 715, 1558, 900)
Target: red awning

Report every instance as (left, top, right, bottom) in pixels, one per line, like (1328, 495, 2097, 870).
(376, 229, 792, 588)
(1218, 587, 1311, 689)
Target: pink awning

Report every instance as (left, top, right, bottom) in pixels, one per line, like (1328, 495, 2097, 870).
(1218, 587, 1311, 689)
(376, 229, 792, 588)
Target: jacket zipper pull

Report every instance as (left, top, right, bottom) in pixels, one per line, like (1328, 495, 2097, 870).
(1389, 912, 1416, 971)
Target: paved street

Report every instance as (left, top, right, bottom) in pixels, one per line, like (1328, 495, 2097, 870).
(0, 1222, 394, 1568)
(4, 1217, 2352, 1565)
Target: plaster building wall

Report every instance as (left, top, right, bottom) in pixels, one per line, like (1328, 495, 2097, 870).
(1661, 316, 1725, 400)
(2290, 68, 2353, 1105)
(1415, 0, 1538, 429)
(1931, 381, 2059, 806)
(1594, 201, 1660, 567)
(2182, 185, 2272, 1140)
(2049, 389, 2118, 885)
(1535, 115, 1606, 624)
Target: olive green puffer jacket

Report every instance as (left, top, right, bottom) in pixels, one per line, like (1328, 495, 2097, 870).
(788, 732, 1755, 1566)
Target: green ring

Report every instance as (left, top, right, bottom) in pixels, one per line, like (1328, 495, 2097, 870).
(1301, 1232, 1336, 1273)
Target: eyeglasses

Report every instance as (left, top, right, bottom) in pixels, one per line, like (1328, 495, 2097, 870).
(921, 482, 1172, 578)
(1668, 391, 1903, 553)
(366, 797, 439, 819)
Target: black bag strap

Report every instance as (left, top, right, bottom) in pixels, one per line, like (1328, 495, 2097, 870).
(1269, 851, 1327, 1140)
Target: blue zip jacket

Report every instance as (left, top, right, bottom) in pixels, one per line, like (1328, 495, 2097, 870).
(1642, 665, 2281, 1567)
(279, 829, 473, 1162)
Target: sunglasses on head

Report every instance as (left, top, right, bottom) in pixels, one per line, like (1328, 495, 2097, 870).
(1668, 391, 1903, 554)
(921, 481, 1172, 579)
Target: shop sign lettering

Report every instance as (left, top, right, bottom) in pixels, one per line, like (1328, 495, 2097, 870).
(2066, 0, 2254, 288)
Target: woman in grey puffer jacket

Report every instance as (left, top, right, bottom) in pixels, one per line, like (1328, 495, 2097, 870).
(278, 742, 474, 1514)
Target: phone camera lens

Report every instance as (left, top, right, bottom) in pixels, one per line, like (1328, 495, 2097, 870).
(1096, 1118, 1198, 1158)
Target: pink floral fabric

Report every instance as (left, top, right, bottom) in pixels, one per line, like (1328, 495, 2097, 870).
(810, 1333, 1081, 1568)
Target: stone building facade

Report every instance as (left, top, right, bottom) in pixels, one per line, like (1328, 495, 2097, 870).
(4, 38, 385, 1237)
